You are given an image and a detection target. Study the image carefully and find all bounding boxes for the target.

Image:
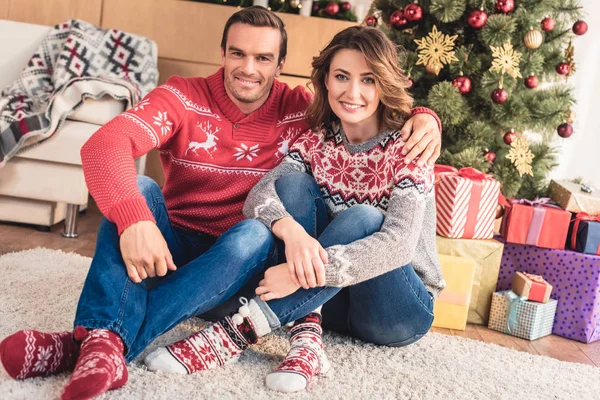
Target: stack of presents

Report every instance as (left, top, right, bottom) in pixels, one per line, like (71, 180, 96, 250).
(431, 166, 600, 344)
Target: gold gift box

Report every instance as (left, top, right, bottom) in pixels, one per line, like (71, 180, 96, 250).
(435, 236, 505, 325)
(549, 180, 600, 215)
(432, 254, 476, 331)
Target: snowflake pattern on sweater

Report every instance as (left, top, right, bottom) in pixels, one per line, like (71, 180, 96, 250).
(243, 124, 445, 297)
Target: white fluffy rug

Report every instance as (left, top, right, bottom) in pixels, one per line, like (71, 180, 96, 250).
(1, 248, 599, 399)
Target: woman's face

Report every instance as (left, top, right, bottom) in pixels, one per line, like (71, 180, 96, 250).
(325, 49, 380, 129)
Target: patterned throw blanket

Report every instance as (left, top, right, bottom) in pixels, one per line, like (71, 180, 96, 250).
(0, 19, 158, 167)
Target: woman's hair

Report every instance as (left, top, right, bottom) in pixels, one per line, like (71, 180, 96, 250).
(307, 26, 413, 130)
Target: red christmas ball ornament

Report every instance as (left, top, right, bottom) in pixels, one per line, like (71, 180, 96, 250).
(495, 0, 514, 13)
(467, 9, 488, 29)
(524, 75, 539, 89)
(390, 10, 408, 28)
(403, 4, 423, 22)
(573, 20, 588, 36)
(557, 123, 573, 138)
(452, 76, 472, 95)
(365, 15, 377, 27)
(340, 1, 352, 12)
(556, 62, 570, 76)
(491, 88, 508, 104)
(312, 2, 320, 13)
(541, 17, 555, 32)
(484, 150, 497, 163)
(503, 130, 517, 145)
(325, 2, 339, 16)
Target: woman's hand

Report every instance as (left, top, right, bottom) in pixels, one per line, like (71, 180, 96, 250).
(272, 217, 328, 289)
(255, 263, 301, 301)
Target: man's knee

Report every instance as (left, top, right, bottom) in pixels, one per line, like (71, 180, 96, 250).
(336, 204, 384, 237)
(136, 175, 162, 200)
(226, 220, 275, 260)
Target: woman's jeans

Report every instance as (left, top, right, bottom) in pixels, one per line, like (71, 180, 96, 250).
(74, 176, 278, 362)
(257, 172, 435, 347)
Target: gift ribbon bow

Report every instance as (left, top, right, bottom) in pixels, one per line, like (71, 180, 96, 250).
(521, 272, 549, 302)
(504, 291, 528, 334)
(434, 165, 492, 182)
(570, 212, 600, 254)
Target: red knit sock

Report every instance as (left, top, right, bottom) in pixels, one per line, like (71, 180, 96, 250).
(145, 298, 271, 374)
(266, 312, 330, 392)
(0, 330, 79, 380)
(61, 327, 128, 400)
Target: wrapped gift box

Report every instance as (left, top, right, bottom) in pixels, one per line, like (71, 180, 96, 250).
(512, 271, 552, 303)
(432, 254, 476, 330)
(496, 237, 600, 343)
(488, 290, 557, 340)
(436, 235, 504, 325)
(549, 180, 600, 215)
(500, 198, 571, 250)
(434, 165, 501, 239)
(568, 213, 600, 255)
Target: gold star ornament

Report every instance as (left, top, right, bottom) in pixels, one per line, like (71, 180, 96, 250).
(506, 137, 534, 176)
(414, 25, 458, 74)
(490, 42, 522, 79)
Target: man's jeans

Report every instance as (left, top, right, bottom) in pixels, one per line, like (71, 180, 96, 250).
(74, 176, 277, 362)
(257, 172, 435, 347)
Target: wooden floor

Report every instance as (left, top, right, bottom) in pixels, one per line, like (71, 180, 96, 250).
(1, 201, 599, 368)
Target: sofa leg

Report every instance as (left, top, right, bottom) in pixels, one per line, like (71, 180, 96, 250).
(62, 204, 80, 238)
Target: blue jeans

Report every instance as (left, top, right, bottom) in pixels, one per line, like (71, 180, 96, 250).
(74, 176, 277, 362)
(259, 172, 435, 347)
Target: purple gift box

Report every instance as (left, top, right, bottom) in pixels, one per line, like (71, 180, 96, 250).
(496, 236, 600, 343)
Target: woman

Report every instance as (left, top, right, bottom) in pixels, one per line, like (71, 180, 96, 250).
(143, 26, 445, 393)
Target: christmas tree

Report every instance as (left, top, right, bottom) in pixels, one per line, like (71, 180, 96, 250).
(367, 0, 587, 199)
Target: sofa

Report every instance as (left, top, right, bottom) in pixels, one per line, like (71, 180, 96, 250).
(0, 19, 147, 237)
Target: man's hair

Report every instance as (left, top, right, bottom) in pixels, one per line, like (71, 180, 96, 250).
(307, 26, 413, 131)
(220, 6, 288, 64)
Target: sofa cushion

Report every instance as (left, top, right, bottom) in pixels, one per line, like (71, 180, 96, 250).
(16, 120, 101, 165)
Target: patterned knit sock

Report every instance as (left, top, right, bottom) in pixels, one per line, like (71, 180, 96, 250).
(144, 298, 271, 374)
(0, 330, 79, 380)
(265, 311, 330, 393)
(61, 327, 128, 400)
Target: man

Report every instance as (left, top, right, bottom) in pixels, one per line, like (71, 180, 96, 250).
(0, 6, 442, 399)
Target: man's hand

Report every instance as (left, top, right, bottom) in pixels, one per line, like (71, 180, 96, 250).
(120, 221, 177, 283)
(272, 217, 328, 290)
(255, 263, 301, 301)
(400, 113, 441, 167)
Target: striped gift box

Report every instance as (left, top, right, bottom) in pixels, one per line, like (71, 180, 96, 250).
(434, 165, 501, 239)
(488, 290, 557, 340)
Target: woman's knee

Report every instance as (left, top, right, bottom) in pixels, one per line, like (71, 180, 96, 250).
(275, 172, 320, 206)
(336, 205, 384, 236)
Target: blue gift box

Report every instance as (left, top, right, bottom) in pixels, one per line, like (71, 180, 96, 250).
(568, 214, 600, 255)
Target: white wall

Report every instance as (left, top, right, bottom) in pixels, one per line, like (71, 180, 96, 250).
(548, 0, 600, 188)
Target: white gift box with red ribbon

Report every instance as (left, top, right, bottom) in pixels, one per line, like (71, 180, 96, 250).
(434, 165, 501, 239)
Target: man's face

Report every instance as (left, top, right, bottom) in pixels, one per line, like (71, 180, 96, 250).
(221, 23, 285, 112)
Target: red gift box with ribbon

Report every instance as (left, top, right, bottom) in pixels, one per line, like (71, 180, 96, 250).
(434, 165, 501, 239)
(500, 198, 571, 250)
(512, 272, 553, 303)
(569, 212, 600, 255)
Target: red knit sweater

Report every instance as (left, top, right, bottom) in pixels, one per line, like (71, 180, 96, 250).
(81, 69, 440, 236)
